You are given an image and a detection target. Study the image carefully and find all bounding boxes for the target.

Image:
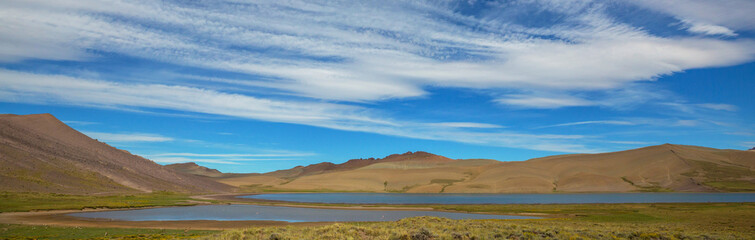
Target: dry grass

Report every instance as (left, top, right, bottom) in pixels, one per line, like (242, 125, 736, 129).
(206, 202, 755, 240)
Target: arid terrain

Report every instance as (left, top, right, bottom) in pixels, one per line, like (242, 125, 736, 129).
(1, 113, 754, 239)
(3, 113, 753, 195)
(203, 145, 755, 193)
(0, 114, 232, 194)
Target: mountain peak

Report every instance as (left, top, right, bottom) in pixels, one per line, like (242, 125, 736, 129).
(0, 113, 232, 194)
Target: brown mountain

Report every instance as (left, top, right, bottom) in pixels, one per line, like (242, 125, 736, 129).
(267, 151, 453, 179)
(214, 144, 755, 193)
(165, 162, 225, 178)
(0, 113, 232, 194)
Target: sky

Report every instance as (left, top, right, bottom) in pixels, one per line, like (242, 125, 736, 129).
(0, 0, 753, 173)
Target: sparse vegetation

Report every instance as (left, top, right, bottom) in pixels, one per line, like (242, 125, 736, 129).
(0, 224, 217, 240)
(0, 191, 203, 212)
(703, 181, 755, 192)
(621, 177, 673, 192)
(206, 210, 753, 239)
(204, 202, 755, 239)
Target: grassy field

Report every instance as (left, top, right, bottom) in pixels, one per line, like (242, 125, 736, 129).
(0, 224, 218, 240)
(0, 192, 220, 239)
(1, 192, 753, 239)
(0, 191, 206, 212)
(207, 202, 755, 240)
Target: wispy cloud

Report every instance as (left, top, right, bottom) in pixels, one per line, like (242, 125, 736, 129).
(0, 0, 752, 154)
(680, 19, 737, 36)
(536, 121, 636, 129)
(495, 94, 595, 109)
(151, 153, 314, 158)
(63, 120, 99, 126)
(0, 0, 753, 103)
(148, 152, 313, 165)
(695, 103, 738, 112)
(631, 0, 755, 31)
(662, 102, 739, 113)
(608, 141, 654, 145)
(427, 122, 505, 129)
(83, 131, 173, 142)
(0, 70, 595, 153)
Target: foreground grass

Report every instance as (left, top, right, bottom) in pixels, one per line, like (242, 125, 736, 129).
(208, 203, 755, 240)
(0, 224, 217, 240)
(0, 191, 205, 212)
(2, 192, 753, 239)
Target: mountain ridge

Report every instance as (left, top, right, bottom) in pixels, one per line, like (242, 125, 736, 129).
(213, 144, 755, 193)
(0, 113, 232, 194)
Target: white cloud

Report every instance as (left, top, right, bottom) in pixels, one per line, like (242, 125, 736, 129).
(536, 120, 635, 129)
(695, 103, 738, 112)
(662, 102, 739, 113)
(150, 157, 303, 165)
(427, 122, 505, 128)
(152, 153, 314, 158)
(0, 69, 597, 153)
(495, 94, 594, 109)
(681, 20, 737, 37)
(63, 120, 99, 125)
(148, 151, 314, 165)
(608, 141, 653, 145)
(631, 0, 755, 31)
(0, 0, 753, 103)
(0, 0, 751, 153)
(82, 132, 173, 142)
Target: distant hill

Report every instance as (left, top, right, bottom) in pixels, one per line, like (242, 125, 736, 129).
(213, 145, 755, 193)
(165, 162, 225, 178)
(0, 114, 232, 194)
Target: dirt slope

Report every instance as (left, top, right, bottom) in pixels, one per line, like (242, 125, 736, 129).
(0, 114, 232, 194)
(215, 144, 754, 193)
(165, 162, 225, 178)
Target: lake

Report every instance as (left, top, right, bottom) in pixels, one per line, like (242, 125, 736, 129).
(68, 205, 536, 222)
(240, 193, 755, 204)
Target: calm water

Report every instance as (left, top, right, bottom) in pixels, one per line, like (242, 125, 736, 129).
(241, 193, 755, 204)
(69, 205, 535, 222)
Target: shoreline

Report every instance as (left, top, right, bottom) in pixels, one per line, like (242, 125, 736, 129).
(0, 193, 548, 230)
(4, 193, 752, 231)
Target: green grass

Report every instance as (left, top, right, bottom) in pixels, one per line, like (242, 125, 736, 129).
(207, 214, 751, 240)
(621, 177, 673, 192)
(3, 191, 754, 239)
(186, 199, 755, 239)
(0, 191, 201, 213)
(0, 224, 217, 240)
(704, 181, 755, 192)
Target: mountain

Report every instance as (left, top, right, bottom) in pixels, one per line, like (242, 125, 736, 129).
(213, 144, 755, 193)
(165, 162, 225, 178)
(0, 113, 232, 194)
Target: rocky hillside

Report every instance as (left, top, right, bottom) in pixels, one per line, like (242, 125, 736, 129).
(0, 114, 232, 194)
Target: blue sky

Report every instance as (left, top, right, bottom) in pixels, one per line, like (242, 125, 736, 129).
(0, 0, 753, 173)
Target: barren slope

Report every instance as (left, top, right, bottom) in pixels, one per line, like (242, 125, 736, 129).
(448, 144, 755, 193)
(0, 114, 232, 194)
(214, 144, 754, 193)
(165, 162, 225, 178)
